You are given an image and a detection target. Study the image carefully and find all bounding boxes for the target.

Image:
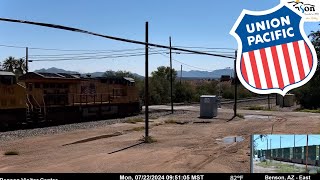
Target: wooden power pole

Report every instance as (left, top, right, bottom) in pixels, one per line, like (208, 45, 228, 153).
(26, 47, 29, 73)
(169, 37, 173, 114)
(145, 22, 149, 141)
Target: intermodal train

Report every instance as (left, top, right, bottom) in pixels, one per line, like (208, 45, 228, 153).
(257, 145, 320, 166)
(0, 71, 141, 131)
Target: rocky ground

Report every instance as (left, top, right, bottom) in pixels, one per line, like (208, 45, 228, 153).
(0, 102, 320, 173)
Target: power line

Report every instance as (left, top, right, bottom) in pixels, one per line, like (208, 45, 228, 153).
(0, 17, 235, 59)
(29, 52, 162, 61)
(0, 44, 26, 49)
(151, 47, 216, 72)
(182, 66, 216, 77)
(174, 46, 236, 51)
(0, 43, 235, 54)
(28, 49, 173, 61)
(0, 43, 235, 58)
(29, 49, 166, 57)
(309, 135, 320, 140)
(153, 47, 234, 75)
(295, 136, 306, 144)
(0, 44, 147, 52)
(29, 49, 168, 59)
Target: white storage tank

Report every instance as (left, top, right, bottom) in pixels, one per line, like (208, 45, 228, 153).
(200, 95, 218, 118)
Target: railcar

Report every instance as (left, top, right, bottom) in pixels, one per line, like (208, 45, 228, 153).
(0, 71, 141, 130)
(302, 145, 319, 166)
(263, 146, 320, 166)
(292, 146, 304, 164)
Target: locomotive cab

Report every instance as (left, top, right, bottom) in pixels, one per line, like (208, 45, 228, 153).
(0, 71, 26, 130)
(0, 73, 16, 85)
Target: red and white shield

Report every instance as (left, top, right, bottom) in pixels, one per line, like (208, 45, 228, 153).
(230, 3, 318, 96)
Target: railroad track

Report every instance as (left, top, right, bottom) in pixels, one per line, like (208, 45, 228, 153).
(220, 96, 276, 104)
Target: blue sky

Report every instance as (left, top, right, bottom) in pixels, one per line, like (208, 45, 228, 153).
(0, 0, 319, 75)
(254, 134, 320, 150)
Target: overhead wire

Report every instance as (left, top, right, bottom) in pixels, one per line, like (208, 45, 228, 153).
(309, 135, 320, 140)
(174, 46, 236, 51)
(29, 52, 161, 61)
(151, 47, 233, 77)
(150, 47, 215, 72)
(295, 136, 306, 144)
(0, 17, 235, 59)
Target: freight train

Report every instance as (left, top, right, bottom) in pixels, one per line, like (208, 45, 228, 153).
(257, 145, 320, 166)
(0, 71, 141, 131)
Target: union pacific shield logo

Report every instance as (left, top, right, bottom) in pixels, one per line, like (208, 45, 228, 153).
(230, 3, 318, 96)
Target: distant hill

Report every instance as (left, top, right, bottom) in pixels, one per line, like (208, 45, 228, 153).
(34, 67, 233, 79)
(177, 68, 234, 79)
(35, 67, 79, 75)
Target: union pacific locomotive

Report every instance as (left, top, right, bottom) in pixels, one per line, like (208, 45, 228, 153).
(0, 71, 141, 130)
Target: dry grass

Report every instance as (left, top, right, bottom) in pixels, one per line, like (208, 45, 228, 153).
(126, 118, 144, 124)
(236, 114, 245, 119)
(247, 106, 264, 110)
(164, 119, 177, 124)
(149, 116, 159, 120)
(140, 136, 157, 143)
(131, 126, 145, 131)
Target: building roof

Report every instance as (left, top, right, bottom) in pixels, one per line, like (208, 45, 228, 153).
(19, 72, 81, 81)
(19, 72, 135, 83)
(123, 77, 135, 83)
(0, 71, 15, 76)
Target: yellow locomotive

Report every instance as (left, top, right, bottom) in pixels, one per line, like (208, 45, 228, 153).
(0, 71, 141, 130)
(0, 71, 26, 129)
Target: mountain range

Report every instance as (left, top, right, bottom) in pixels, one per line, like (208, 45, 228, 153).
(34, 67, 234, 79)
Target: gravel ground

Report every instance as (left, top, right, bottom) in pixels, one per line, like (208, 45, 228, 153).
(0, 110, 187, 143)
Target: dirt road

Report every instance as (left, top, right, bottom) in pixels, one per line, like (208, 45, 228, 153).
(1, 106, 320, 173)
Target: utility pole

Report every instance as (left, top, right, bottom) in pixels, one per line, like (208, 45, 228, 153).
(169, 37, 173, 114)
(280, 136, 283, 148)
(293, 134, 295, 159)
(145, 22, 149, 141)
(270, 139, 272, 159)
(234, 50, 238, 117)
(26, 47, 29, 73)
(306, 134, 309, 172)
(268, 94, 270, 110)
(267, 137, 269, 159)
(250, 135, 253, 173)
(180, 65, 182, 84)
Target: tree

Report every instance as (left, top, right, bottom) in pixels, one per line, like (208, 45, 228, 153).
(15, 58, 27, 75)
(174, 82, 194, 103)
(103, 70, 145, 102)
(2, 56, 17, 72)
(149, 66, 177, 105)
(103, 70, 136, 78)
(294, 25, 320, 108)
(151, 66, 176, 81)
(1, 56, 26, 75)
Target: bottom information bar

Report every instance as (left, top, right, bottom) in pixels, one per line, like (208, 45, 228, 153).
(0, 173, 319, 180)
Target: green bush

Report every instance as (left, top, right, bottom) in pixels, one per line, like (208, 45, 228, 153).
(174, 82, 194, 103)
